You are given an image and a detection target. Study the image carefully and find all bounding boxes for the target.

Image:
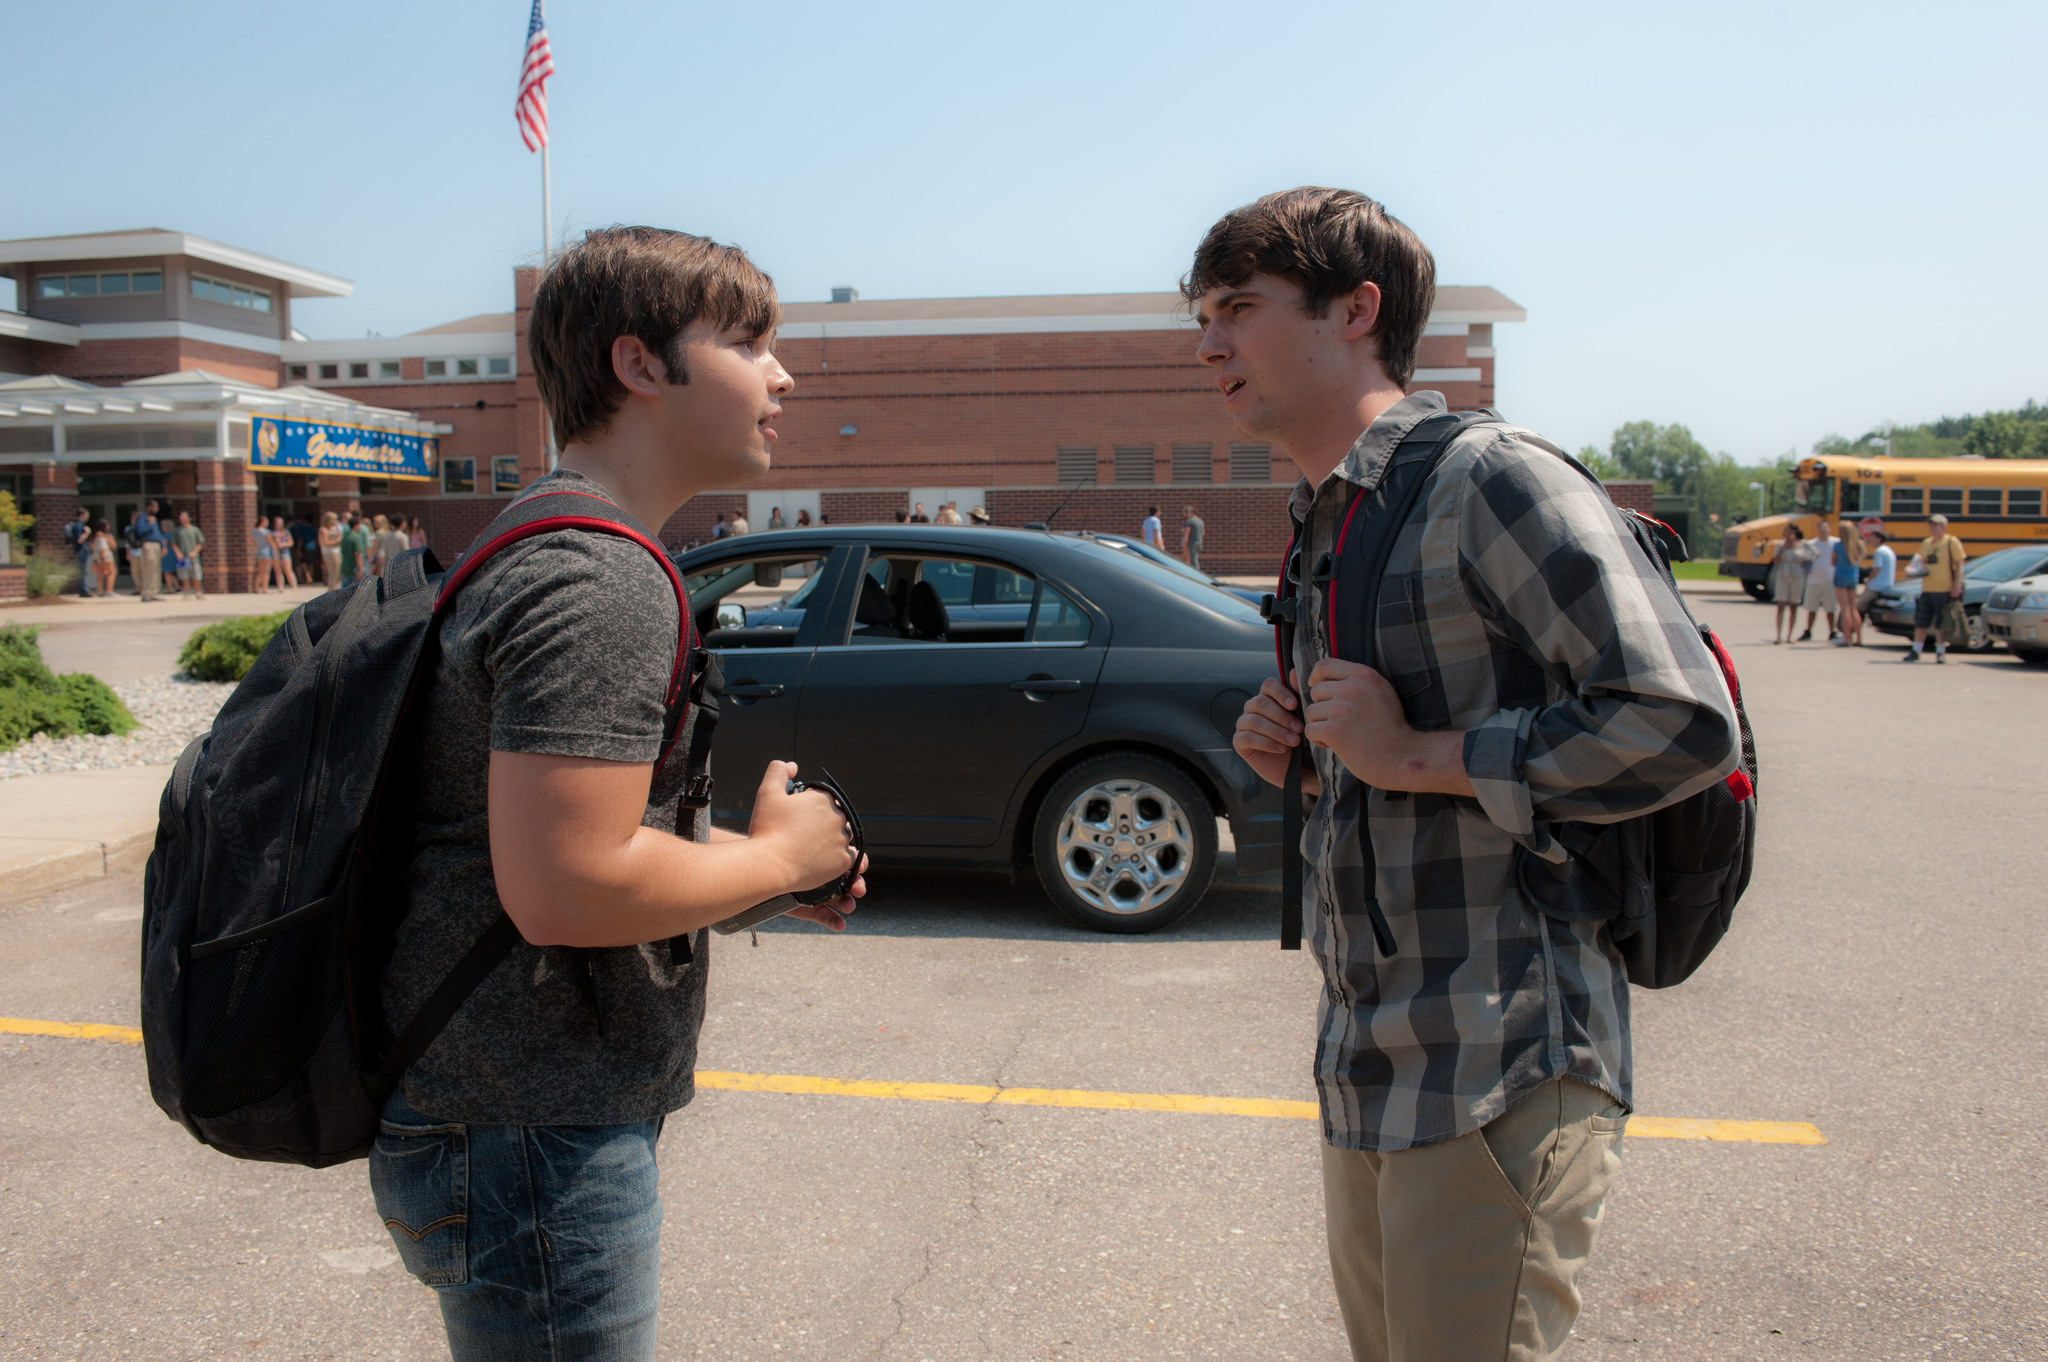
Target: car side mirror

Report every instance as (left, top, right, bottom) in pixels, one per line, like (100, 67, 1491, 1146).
(716, 602, 747, 630)
(753, 561, 783, 588)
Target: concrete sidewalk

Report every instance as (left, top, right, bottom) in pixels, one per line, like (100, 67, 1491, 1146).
(0, 764, 168, 904)
(1, 582, 326, 626)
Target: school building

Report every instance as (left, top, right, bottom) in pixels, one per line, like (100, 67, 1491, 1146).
(0, 228, 1528, 591)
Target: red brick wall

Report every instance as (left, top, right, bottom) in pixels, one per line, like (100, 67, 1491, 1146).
(1602, 481, 1655, 515)
(0, 335, 30, 376)
(31, 461, 78, 557)
(34, 336, 278, 388)
(0, 566, 24, 601)
(297, 378, 518, 488)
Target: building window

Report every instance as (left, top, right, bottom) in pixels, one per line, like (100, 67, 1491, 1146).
(2010, 489, 2043, 518)
(1929, 487, 1964, 517)
(425, 360, 447, 377)
(1171, 445, 1211, 485)
(349, 363, 369, 380)
(318, 363, 339, 380)
(457, 358, 479, 376)
(1055, 447, 1097, 485)
(37, 271, 162, 298)
(1229, 443, 1274, 484)
(493, 457, 522, 494)
(1967, 487, 2002, 517)
(190, 274, 272, 313)
(487, 357, 511, 376)
(1113, 446, 1154, 485)
(359, 478, 389, 495)
(379, 361, 401, 379)
(443, 459, 476, 495)
(287, 364, 309, 381)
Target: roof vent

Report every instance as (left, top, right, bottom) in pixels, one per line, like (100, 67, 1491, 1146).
(830, 286, 859, 304)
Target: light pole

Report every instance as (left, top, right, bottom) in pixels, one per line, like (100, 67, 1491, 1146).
(1749, 481, 1766, 520)
(1866, 436, 1893, 457)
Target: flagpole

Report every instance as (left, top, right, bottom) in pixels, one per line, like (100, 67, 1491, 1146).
(541, 141, 558, 471)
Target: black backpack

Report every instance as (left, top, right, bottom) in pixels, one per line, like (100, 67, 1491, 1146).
(140, 489, 709, 1167)
(1262, 410, 1758, 988)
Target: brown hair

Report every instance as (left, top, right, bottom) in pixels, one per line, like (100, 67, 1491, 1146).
(1181, 187, 1436, 386)
(529, 226, 780, 446)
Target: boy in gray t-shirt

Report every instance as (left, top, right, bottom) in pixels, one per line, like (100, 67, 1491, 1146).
(368, 228, 864, 1360)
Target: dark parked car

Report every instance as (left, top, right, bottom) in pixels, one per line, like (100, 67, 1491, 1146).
(1863, 544, 2048, 652)
(673, 525, 1282, 933)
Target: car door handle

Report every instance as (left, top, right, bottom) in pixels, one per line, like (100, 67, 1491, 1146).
(726, 683, 786, 698)
(1009, 678, 1081, 693)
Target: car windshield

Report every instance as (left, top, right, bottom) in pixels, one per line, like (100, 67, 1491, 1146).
(1964, 546, 2046, 581)
(1063, 537, 1267, 624)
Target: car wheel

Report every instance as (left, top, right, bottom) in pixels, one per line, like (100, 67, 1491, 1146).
(1963, 607, 1993, 653)
(1033, 753, 1217, 934)
(1740, 578, 1770, 602)
(2014, 647, 2048, 668)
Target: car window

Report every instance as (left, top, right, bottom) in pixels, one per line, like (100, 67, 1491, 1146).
(683, 552, 828, 648)
(1964, 546, 2046, 581)
(1032, 584, 1089, 642)
(844, 553, 1087, 645)
(1063, 537, 1268, 624)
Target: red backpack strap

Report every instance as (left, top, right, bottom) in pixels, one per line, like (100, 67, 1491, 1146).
(437, 490, 697, 770)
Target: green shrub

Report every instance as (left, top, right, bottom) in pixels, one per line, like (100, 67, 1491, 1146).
(0, 624, 137, 751)
(178, 610, 290, 682)
(23, 551, 79, 598)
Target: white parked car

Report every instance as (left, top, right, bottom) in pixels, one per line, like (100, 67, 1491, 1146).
(1981, 573, 2048, 667)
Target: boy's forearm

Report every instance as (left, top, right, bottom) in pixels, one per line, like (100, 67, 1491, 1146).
(503, 825, 799, 948)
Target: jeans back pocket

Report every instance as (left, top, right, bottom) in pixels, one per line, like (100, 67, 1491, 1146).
(369, 1115, 470, 1287)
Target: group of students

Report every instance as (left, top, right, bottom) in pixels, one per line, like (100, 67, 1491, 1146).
(242, 511, 425, 594)
(1770, 512, 1970, 660)
(62, 501, 208, 601)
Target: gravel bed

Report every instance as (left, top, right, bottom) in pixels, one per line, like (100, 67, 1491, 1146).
(0, 673, 236, 780)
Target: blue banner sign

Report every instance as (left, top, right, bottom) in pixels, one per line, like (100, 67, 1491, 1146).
(250, 414, 438, 482)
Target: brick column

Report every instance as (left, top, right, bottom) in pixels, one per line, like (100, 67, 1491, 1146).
(513, 266, 551, 483)
(195, 457, 260, 593)
(31, 460, 79, 557)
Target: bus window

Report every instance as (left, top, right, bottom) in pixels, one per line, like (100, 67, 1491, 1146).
(1930, 488, 1964, 517)
(1795, 478, 1834, 511)
(1969, 487, 2003, 517)
(2010, 489, 2043, 518)
(1890, 486, 1924, 516)
(1843, 483, 1883, 514)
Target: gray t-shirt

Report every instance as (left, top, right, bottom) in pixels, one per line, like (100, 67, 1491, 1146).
(384, 470, 709, 1125)
(1183, 515, 1205, 550)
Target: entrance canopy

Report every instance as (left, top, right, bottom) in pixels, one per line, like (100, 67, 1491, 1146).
(0, 370, 448, 478)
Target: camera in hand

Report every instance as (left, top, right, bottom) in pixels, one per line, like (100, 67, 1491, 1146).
(712, 771, 865, 935)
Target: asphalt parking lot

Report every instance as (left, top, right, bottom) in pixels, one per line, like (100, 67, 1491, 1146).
(2, 593, 2044, 1361)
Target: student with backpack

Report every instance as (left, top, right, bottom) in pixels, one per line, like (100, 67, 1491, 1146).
(142, 228, 864, 1360)
(1206, 188, 1745, 1362)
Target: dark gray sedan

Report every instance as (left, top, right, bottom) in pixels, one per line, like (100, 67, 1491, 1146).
(1864, 544, 2048, 652)
(673, 525, 1283, 934)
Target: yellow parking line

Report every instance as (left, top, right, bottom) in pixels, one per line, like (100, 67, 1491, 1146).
(0, 1019, 1826, 1144)
(1, 1016, 143, 1045)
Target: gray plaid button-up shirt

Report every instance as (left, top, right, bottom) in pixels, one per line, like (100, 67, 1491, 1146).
(1290, 392, 1739, 1153)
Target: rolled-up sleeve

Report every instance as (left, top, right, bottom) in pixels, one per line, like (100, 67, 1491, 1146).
(1456, 435, 1739, 831)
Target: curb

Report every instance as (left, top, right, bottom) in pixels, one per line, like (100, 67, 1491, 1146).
(0, 829, 154, 905)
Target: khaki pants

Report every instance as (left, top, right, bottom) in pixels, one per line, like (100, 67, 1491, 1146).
(1321, 1078, 1627, 1362)
(137, 542, 163, 600)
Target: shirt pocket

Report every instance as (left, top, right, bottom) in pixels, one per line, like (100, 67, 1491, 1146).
(369, 1116, 470, 1287)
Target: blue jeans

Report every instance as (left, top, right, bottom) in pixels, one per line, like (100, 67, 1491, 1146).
(369, 1086, 665, 1361)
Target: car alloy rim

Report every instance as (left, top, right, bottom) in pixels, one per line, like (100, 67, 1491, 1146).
(1055, 778, 1195, 916)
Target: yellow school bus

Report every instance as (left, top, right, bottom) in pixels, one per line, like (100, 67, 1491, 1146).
(1718, 455, 2048, 598)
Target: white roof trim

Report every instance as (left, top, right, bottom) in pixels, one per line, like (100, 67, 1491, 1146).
(283, 333, 517, 362)
(0, 231, 352, 299)
(1411, 369, 1484, 383)
(0, 312, 82, 346)
(776, 305, 1524, 342)
(78, 320, 283, 357)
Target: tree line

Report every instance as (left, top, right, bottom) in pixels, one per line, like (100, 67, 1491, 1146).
(1577, 398, 2047, 527)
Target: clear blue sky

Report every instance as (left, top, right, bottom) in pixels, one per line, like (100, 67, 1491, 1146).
(5, 1, 2042, 462)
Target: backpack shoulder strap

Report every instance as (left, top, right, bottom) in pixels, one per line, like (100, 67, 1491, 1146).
(437, 489, 697, 769)
(1324, 409, 1502, 666)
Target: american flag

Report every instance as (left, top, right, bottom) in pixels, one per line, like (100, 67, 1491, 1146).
(515, 0, 554, 152)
